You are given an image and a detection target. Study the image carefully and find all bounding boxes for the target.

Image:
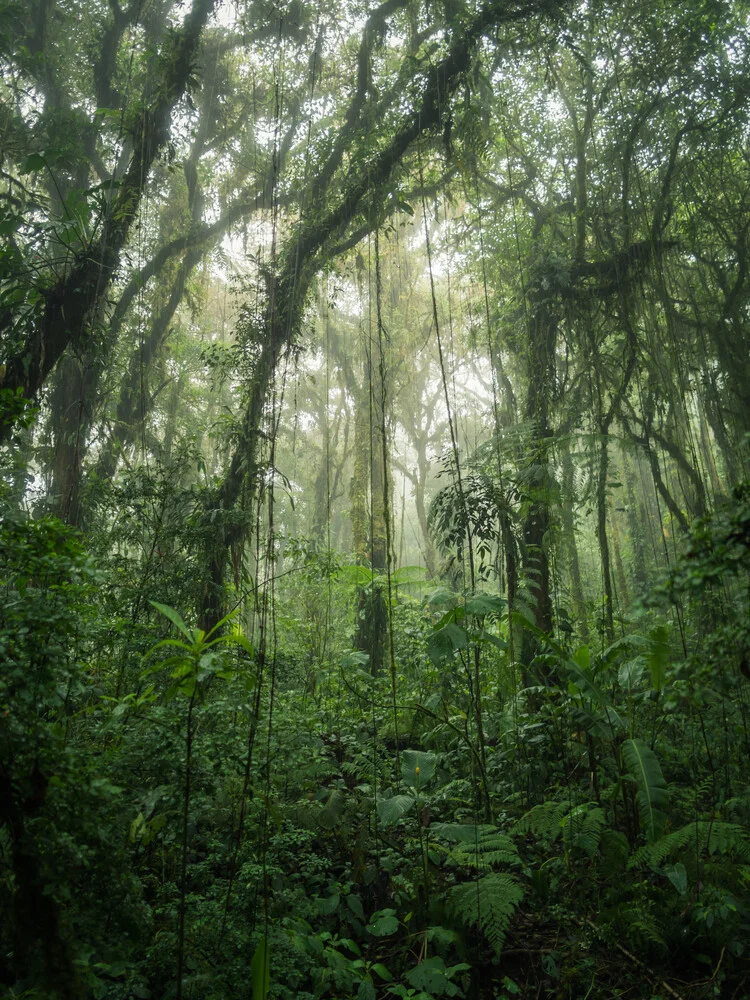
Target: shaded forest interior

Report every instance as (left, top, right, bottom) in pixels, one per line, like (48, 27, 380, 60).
(2, 0, 750, 997)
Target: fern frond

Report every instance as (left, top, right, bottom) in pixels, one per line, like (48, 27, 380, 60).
(562, 804, 605, 858)
(629, 821, 750, 869)
(448, 874, 524, 957)
(451, 832, 521, 871)
(708, 821, 750, 859)
(512, 800, 566, 840)
(616, 904, 668, 953)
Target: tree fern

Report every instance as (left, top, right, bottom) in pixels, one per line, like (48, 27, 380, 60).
(448, 874, 524, 957)
(621, 738, 668, 843)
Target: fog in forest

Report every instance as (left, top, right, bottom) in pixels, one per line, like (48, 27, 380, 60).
(2, 0, 750, 997)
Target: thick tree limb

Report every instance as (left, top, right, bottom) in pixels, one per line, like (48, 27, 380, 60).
(198, 0, 570, 623)
(0, 0, 216, 433)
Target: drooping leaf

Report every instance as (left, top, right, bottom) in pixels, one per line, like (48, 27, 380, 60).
(427, 623, 468, 666)
(251, 935, 270, 1000)
(622, 738, 668, 843)
(618, 656, 646, 690)
(426, 586, 459, 607)
(149, 600, 194, 641)
(573, 645, 590, 670)
(648, 624, 670, 692)
(316, 893, 341, 915)
(318, 788, 345, 829)
(478, 629, 507, 650)
(465, 592, 506, 616)
(665, 862, 688, 895)
(377, 794, 415, 825)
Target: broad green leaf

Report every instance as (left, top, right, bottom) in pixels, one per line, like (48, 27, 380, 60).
(401, 749, 437, 789)
(336, 564, 375, 586)
(465, 593, 506, 616)
(223, 633, 255, 658)
(346, 893, 364, 919)
(622, 738, 669, 843)
(377, 794, 415, 825)
(648, 624, 670, 692)
(573, 645, 590, 670)
(618, 657, 645, 690)
(426, 586, 459, 606)
(0, 215, 21, 235)
(340, 650, 370, 669)
(405, 957, 451, 994)
(665, 862, 688, 895)
(316, 893, 340, 915)
(319, 789, 345, 830)
(479, 629, 507, 651)
(427, 623, 467, 666)
(391, 565, 428, 586)
(366, 909, 398, 936)
(250, 936, 270, 1000)
(149, 600, 193, 641)
(358, 977, 376, 1000)
(20, 153, 46, 174)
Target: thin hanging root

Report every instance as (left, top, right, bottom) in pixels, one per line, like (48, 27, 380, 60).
(417, 141, 475, 590)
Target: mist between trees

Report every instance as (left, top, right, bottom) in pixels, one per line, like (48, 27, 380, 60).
(2, 0, 750, 998)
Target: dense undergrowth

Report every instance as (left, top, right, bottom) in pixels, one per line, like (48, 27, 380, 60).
(1, 480, 750, 1000)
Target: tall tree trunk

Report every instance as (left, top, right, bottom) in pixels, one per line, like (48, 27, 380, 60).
(520, 292, 556, 665)
(596, 417, 615, 643)
(622, 449, 649, 594)
(560, 442, 589, 642)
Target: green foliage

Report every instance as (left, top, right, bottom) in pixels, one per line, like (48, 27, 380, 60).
(402, 750, 438, 789)
(629, 821, 750, 869)
(439, 827, 522, 871)
(251, 935, 271, 1000)
(621, 738, 669, 843)
(5, 1, 750, 996)
(448, 874, 525, 957)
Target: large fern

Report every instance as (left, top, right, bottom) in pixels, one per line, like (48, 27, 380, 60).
(451, 832, 521, 870)
(622, 738, 668, 843)
(561, 803, 606, 858)
(511, 800, 566, 841)
(431, 824, 521, 871)
(448, 874, 524, 957)
(629, 820, 750, 869)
